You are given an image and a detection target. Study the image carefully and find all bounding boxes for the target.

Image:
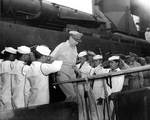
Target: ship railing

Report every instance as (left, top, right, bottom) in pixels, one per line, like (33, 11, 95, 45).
(54, 65, 150, 85)
(53, 64, 150, 120)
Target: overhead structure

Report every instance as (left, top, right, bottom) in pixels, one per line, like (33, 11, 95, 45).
(1, 0, 106, 31)
(131, 0, 150, 35)
(93, 0, 139, 36)
(92, 0, 111, 30)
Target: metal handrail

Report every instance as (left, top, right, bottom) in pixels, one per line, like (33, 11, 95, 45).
(53, 64, 150, 85)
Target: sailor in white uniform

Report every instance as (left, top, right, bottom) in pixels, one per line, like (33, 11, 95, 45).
(0, 49, 4, 95)
(76, 51, 94, 78)
(0, 47, 17, 111)
(92, 55, 108, 100)
(26, 45, 63, 107)
(92, 55, 124, 119)
(76, 51, 89, 120)
(92, 55, 109, 120)
(107, 56, 125, 95)
(12, 46, 31, 108)
(106, 56, 125, 119)
(76, 51, 100, 120)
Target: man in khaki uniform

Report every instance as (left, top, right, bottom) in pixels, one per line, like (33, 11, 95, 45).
(51, 31, 83, 102)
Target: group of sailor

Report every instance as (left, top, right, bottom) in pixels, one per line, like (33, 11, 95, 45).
(50, 30, 126, 120)
(0, 45, 63, 111)
(76, 50, 125, 120)
(75, 49, 150, 120)
(0, 30, 150, 120)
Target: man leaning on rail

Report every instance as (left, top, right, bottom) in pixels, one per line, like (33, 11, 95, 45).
(51, 30, 83, 102)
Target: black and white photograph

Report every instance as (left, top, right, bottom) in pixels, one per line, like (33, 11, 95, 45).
(0, 0, 150, 120)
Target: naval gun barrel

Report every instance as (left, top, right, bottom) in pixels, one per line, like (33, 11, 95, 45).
(0, 0, 104, 28)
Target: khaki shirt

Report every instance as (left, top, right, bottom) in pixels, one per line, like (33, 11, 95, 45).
(51, 40, 78, 69)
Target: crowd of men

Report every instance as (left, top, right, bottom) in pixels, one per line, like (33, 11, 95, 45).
(0, 30, 150, 120)
(0, 45, 63, 111)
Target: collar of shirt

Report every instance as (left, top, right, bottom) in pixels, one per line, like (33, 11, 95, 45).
(96, 64, 103, 68)
(66, 40, 76, 49)
(32, 61, 42, 64)
(14, 59, 25, 64)
(79, 61, 93, 72)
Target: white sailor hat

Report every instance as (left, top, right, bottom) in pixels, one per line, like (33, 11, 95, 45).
(36, 45, 51, 56)
(108, 56, 120, 61)
(93, 55, 103, 60)
(78, 51, 87, 57)
(87, 51, 96, 56)
(69, 31, 83, 42)
(4, 47, 17, 54)
(17, 46, 31, 54)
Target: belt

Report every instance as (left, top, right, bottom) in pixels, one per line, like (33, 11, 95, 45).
(62, 63, 75, 68)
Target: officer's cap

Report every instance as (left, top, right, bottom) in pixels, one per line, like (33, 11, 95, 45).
(69, 31, 83, 42)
